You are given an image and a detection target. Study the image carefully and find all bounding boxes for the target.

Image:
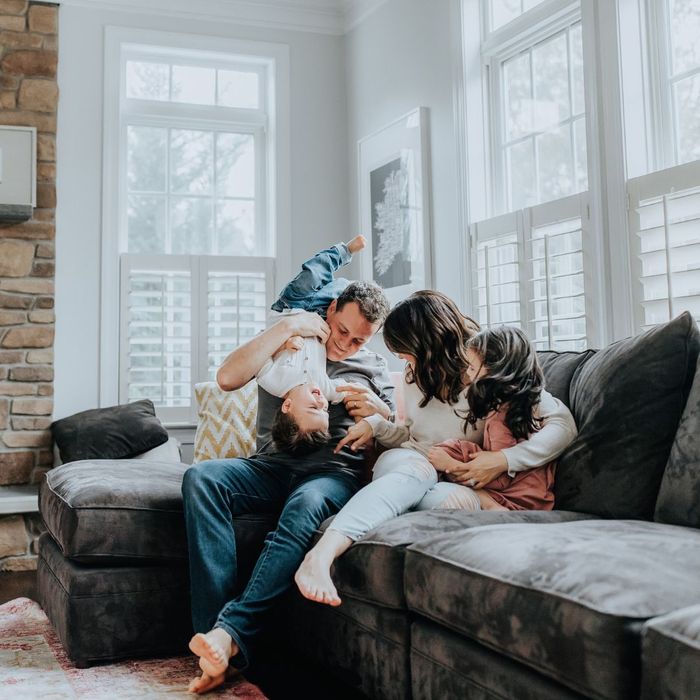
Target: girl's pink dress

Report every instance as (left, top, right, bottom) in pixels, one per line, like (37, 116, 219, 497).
(436, 407, 556, 511)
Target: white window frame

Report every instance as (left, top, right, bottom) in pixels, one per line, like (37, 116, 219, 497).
(101, 27, 290, 417)
(119, 254, 274, 425)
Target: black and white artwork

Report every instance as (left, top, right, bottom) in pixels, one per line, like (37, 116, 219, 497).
(370, 157, 411, 289)
(358, 108, 431, 304)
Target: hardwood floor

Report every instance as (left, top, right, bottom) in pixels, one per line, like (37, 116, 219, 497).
(0, 570, 38, 605)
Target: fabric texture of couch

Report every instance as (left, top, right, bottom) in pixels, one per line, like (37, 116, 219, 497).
(37, 312, 700, 698)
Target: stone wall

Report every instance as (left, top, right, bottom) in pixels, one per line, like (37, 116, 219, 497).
(0, 0, 58, 571)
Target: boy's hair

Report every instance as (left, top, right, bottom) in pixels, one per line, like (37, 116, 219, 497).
(271, 409, 331, 454)
(335, 282, 390, 326)
(383, 290, 480, 407)
(464, 325, 544, 441)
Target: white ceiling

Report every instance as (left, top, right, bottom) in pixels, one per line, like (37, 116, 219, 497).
(56, 0, 389, 34)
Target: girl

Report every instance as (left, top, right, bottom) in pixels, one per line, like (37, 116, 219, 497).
(294, 291, 576, 607)
(426, 326, 555, 512)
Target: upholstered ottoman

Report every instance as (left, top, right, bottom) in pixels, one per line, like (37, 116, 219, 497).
(38, 459, 272, 667)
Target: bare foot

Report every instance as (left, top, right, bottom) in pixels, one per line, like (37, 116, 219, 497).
(188, 671, 226, 694)
(347, 235, 366, 254)
(189, 629, 237, 679)
(294, 552, 342, 606)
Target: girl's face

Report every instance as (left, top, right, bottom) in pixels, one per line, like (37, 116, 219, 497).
(465, 347, 488, 384)
(396, 352, 417, 370)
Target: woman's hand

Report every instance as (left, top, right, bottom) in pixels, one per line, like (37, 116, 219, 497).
(427, 447, 461, 473)
(337, 383, 391, 421)
(334, 420, 373, 453)
(443, 450, 508, 489)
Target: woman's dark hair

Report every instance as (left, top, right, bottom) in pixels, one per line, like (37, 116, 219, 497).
(271, 410, 330, 454)
(382, 290, 480, 407)
(464, 326, 544, 441)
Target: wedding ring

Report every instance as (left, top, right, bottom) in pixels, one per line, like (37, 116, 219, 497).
(467, 478, 477, 487)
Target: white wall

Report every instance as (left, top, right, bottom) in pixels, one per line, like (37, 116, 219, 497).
(55, 4, 349, 419)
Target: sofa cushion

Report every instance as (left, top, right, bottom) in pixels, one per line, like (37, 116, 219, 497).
(537, 350, 594, 409)
(641, 604, 700, 700)
(404, 519, 700, 700)
(322, 509, 593, 610)
(51, 399, 169, 463)
(654, 348, 700, 528)
(555, 311, 700, 519)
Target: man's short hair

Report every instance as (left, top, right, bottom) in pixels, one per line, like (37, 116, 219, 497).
(271, 410, 330, 454)
(335, 281, 390, 325)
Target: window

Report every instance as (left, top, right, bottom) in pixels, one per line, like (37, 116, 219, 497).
(467, 0, 594, 350)
(104, 31, 284, 424)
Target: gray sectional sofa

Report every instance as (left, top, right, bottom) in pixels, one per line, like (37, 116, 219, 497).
(37, 312, 700, 699)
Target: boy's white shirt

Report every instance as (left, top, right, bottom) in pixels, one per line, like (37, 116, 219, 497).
(255, 310, 345, 402)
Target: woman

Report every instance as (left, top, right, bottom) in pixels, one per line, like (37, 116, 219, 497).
(294, 291, 577, 606)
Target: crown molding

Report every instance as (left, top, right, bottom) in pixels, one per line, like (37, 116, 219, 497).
(57, 0, 345, 35)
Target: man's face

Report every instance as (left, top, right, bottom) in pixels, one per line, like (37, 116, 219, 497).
(325, 299, 379, 361)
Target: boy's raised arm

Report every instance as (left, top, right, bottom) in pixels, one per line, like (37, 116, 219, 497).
(217, 312, 330, 391)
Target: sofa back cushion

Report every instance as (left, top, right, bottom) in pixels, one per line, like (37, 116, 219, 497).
(554, 311, 700, 519)
(654, 352, 700, 528)
(537, 350, 595, 408)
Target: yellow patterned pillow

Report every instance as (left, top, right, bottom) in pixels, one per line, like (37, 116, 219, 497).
(193, 381, 257, 463)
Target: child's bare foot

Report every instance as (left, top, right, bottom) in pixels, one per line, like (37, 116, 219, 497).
(189, 629, 237, 679)
(294, 552, 342, 606)
(347, 235, 366, 254)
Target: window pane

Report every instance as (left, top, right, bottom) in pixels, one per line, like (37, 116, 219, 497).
(217, 70, 260, 109)
(171, 197, 213, 254)
(216, 133, 255, 198)
(127, 126, 166, 193)
(537, 125, 574, 202)
(126, 61, 169, 101)
(507, 140, 536, 210)
(128, 195, 166, 253)
(670, 0, 700, 75)
(533, 32, 570, 129)
(170, 130, 213, 195)
(570, 23, 585, 115)
(504, 53, 532, 140)
(674, 74, 700, 164)
(574, 117, 588, 191)
(171, 65, 215, 105)
(216, 200, 256, 255)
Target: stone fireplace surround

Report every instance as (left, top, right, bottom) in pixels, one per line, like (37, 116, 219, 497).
(0, 0, 58, 571)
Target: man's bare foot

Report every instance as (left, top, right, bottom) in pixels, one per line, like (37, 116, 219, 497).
(347, 235, 366, 254)
(294, 552, 342, 606)
(188, 671, 226, 694)
(189, 628, 237, 679)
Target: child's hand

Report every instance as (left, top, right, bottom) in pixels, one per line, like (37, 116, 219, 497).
(347, 235, 366, 255)
(334, 420, 373, 453)
(284, 336, 304, 352)
(427, 446, 460, 473)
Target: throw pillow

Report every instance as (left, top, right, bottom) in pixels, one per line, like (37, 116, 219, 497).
(51, 399, 169, 463)
(537, 349, 595, 408)
(554, 311, 700, 519)
(193, 381, 257, 463)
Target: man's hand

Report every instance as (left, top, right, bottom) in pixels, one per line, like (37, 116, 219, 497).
(442, 450, 508, 489)
(285, 311, 330, 344)
(337, 383, 391, 421)
(334, 420, 373, 453)
(284, 336, 304, 352)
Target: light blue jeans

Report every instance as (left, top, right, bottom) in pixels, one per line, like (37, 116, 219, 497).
(328, 448, 481, 541)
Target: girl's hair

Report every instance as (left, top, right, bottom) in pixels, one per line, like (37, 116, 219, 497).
(464, 326, 544, 440)
(383, 290, 480, 407)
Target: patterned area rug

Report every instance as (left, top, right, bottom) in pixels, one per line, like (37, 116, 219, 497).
(0, 598, 268, 698)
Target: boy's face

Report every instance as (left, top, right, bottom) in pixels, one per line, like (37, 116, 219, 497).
(324, 300, 379, 361)
(283, 383, 330, 433)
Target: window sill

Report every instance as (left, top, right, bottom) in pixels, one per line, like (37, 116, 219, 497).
(0, 485, 39, 514)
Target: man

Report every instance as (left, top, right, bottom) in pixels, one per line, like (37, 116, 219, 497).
(182, 278, 394, 694)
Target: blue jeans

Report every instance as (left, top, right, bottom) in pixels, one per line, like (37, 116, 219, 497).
(182, 455, 359, 668)
(270, 243, 352, 314)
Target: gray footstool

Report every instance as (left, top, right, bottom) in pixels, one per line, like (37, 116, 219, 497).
(38, 459, 272, 667)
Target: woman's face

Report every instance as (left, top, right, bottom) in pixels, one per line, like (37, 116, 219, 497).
(465, 347, 488, 384)
(396, 352, 417, 370)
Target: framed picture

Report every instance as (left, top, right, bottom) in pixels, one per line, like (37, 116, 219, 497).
(0, 125, 36, 221)
(358, 107, 432, 304)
